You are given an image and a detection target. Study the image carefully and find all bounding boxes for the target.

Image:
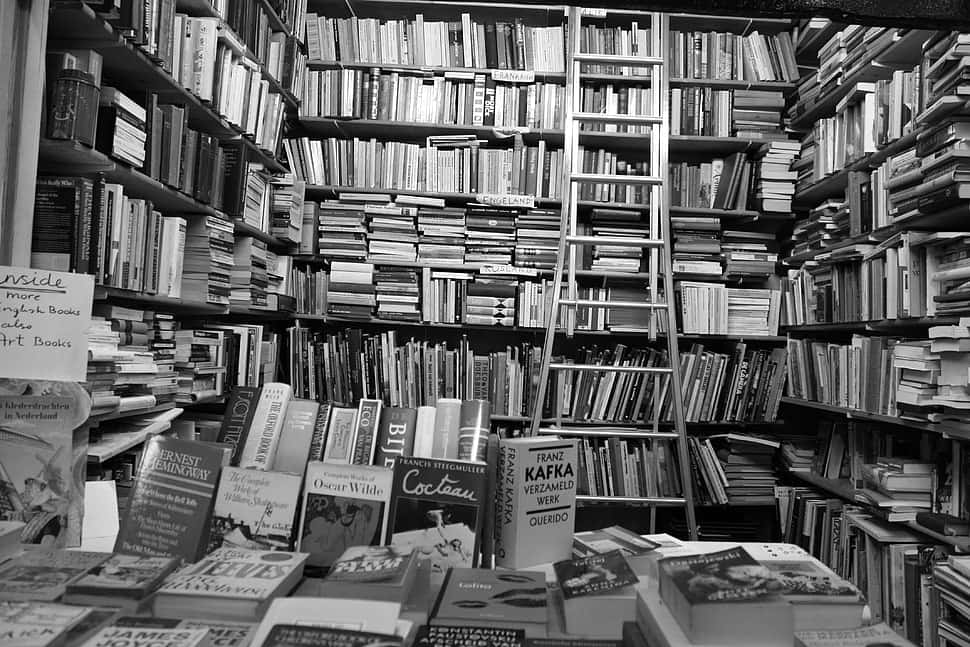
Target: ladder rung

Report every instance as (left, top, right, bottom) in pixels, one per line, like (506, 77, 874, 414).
(572, 112, 662, 125)
(559, 299, 667, 309)
(574, 53, 664, 66)
(570, 173, 663, 185)
(549, 363, 673, 374)
(566, 235, 663, 247)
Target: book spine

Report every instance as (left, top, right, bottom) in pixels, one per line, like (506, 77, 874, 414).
(237, 382, 292, 470)
(350, 398, 383, 465)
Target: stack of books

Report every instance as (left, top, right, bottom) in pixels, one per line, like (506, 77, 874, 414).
(464, 278, 517, 326)
(181, 216, 234, 305)
(327, 262, 376, 320)
(721, 230, 777, 276)
(375, 267, 421, 322)
(671, 216, 722, 276)
(465, 206, 516, 265)
(230, 237, 269, 307)
(858, 459, 934, 520)
(789, 199, 848, 258)
(96, 87, 147, 168)
(270, 176, 306, 244)
(886, 146, 922, 223)
(147, 312, 178, 404)
(318, 202, 368, 260)
(710, 434, 781, 505)
(515, 209, 560, 270)
(588, 209, 645, 273)
(418, 207, 466, 263)
(86, 314, 124, 414)
(893, 339, 941, 410)
(367, 202, 418, 262)
(753, 141, 800, 213)
(732, 89, 786, 139)
(174, 328, 226, 404)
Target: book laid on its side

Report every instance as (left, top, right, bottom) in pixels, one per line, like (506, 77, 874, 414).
(217, 385, 261, 466)
(153, 547, 308, 622)
(254, 625, 402, 647)
(298, 462, 393, 572)
(385, 456, 488, 573)
(495, 437, 578, 570)
(552, 550, 641, 639)
(99, 616, 256, 647)
(114, 435, 224, 562)
(656, 546, 793, 645)
(270, 398, 320, 476)
(572, 526, 660, 574)
(795, 623, 918, 647)
(247, 597, 403, 645)
(62, 554, 180, 613)
(208, 467, 303, 552)
(430, 567, 549, 638)
(77, 624, 210, 647)
(237, 382, 292, 470)
(414, 625, 526, 647)
(0, 549, 110, 601)
(318, 544, 420, 603)
(0, 600, 100, 647)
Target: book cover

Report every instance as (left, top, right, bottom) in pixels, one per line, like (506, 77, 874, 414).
(323, 407, 358, 464)
(238, 382, 292, 470)
(114, 436, 224, 562)
(351, 399, 383, 465)
(209, 467, 303, 552)
(78, 624, 209, 647)
(553, 550, 638, 599)
(299, 462, 393, 570)
(260, 625, 402, 647)
(794, 623, 917, 647)
(325, 545, 418, 586)
(0, 549, 109, 601)
(658, 546, 785, 604)
(0, 600, 94, 647)
(155, 547, 307, 603)
(430, 567, 547, 631)
(271, 399, 320, 475)
(308, 404, 333, 462)
(105, 617, 256, 647)
(386, 456, 488, 572)
(0, 386, 91, 548)
(65, 553, 179, 598)
(495, 438, 578, 569)
(249, 598, 402, 643)
(372, 407, 418, 469)
(415, 625, 525, 647)
(217, 386, 261, 466)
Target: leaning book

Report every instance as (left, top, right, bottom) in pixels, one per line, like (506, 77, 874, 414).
(208, 467, 302, 552)
(153, 547, 308, 622)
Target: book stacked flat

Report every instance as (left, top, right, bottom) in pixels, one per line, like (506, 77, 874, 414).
(465, 206, 516, 265)
(732, 89, 785, 139)
(418, 207, 466, 263)
(885, 146, 922, 223)
(181, 215, 234, 305)
(231, 237, 269, 307)
(515, 209, 560, 270)
(710, 434, 781, 505)
(722, 230, 778, 276)
(104, 305, 162, 411)
(318, 201, 368, 260)
(86, 314, 124, 413)
(464, 277, 517, 326)
(858, 459, 934, 518)
(97, 86, 147, 168)
(270, 176, 305, 244)
(265, 252, 295, 311)
(375, 267, 421, 321)
(241, 163, 271, 230)
(144, 311, 179, 403)
(893, 339, 941, 410)
(671, 216, 721, 276)
(174, 327, 226, 403)
(753, 140, 800, 213)
(367, 202, 419, 262)
(589, 208, 645, 273)
(328, 261, 377, 320)
(789, 199, 848, 257)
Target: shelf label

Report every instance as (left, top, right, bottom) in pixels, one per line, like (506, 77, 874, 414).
(492, 69, 535, 83)
(481, 264, 539, 277)
(581, 7, 608, 17)
(0, 266, 93, 382)
(477, 193, 535, 208)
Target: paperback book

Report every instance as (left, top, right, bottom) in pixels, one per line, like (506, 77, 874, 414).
(319, 544, 420, 602)
(0, 600, 95, 647)
(209, 467, 302, 552)
(430, 567, 548, 637)
(0, 549, 109, 601)
(257, 625, 402, 647)
(63, 553, 180, 612)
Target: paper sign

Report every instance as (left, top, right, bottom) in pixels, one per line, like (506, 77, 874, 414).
(480, 264, 539, 277)
(492, 69, 535, 83)
(476, 193, 535, 208)
(581, 7, 608, 17)
(0, 266, 93, 381)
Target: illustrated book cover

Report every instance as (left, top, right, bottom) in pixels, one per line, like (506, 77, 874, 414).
(430, 567, 548, 637)
(0, 549, 109, 601)
(553, 550, 638, 599)
(0, 600, 94, 647)
(386, 456, 488, 573)
(258, 625, 402, 647)
(298, 462, 393, 571)
(63, 553, 179, 610)
(209, 466, 302, 552)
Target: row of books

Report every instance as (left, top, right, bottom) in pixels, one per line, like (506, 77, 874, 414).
(305, 13, 567, 71)
(688, 434, 780, 505)
(669, 154, 755, 210)
(675, 282, 782, 336)
(670, 88, 785, 138)
(574, 436, 683, 499)
(284, 136, 565, 198)
(300, 68, 565, 129)
(668, 29, 799, 82)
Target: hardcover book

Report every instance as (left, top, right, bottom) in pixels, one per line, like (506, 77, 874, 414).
(373, 407, 418, 468)
(0, 549, 110, 601)
(495, 437, 578, 569)
(320, 545, 420, 602)
(114, 435, 224, 562)
(430, 567, 548, 637)
(299, 462, 393, 571)
(237, 382, 292, 470)
(257, 625, 402, 647)
(415, 625, 525, 647)
(63, 554, 180, 612)
(794, 623, 917, 647)
(322, 406, 359, 464)
(352, 399, 383, 465)
(249, 597, 402, 643)
(0, 600, 95, 647)
(153, 547, 308, 621)
(457, 400, 490, 462)
(209, 467, 303, 552)
(386, 456, 488, 572)
(105, 617, 256, 647)
(272, 399, 320, 476)
(78, 624, 209, 647)
(430, 399, 461, 460)
(217, 386, 261, 466)
(554, 550, 638, 599)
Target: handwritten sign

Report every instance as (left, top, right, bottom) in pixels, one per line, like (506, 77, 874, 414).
(476, 193, 536, 208)
(0, 266, 93, 381)
(480, 264, 539, 277)
(492, 69, 535, 83)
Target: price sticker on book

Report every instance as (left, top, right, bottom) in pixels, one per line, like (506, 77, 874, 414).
(477, 193, 535, 208)
(480, 264, 539, 277)
(0, 266, 93, 381)
(492, 69, 536, 83)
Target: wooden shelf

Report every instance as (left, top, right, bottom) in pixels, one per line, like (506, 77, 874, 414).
(88, 402, 178, 426)
(783, 316, 959, 334)
(669, 77, 795, 92)
(303, 184, 563, 207)
(787, 470, 858, 500)
(670, 135, 786, 156)
(779, 397, 939, 433)
(667, 13, 794, 34)
(93, 286, 229, 314)
(669, 205, 763, 220)
(232, 219, 296, 249)
(306, 59, 567, 82)
(293, 117, 564, 145)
